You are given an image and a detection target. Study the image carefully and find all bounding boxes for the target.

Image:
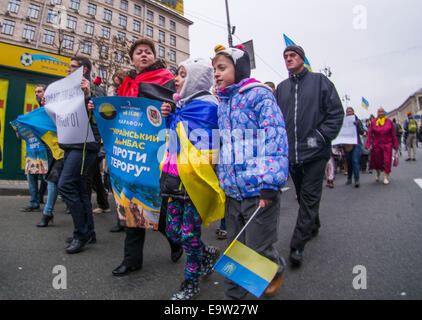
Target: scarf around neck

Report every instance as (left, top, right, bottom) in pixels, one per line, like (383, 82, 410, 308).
(376, 117, 386, 127)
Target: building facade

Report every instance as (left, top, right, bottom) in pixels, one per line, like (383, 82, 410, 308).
(0, 0, 192, 85)
(387, 88, 422, 125)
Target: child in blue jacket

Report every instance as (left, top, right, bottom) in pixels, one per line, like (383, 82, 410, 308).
(212, 45, 289, 299)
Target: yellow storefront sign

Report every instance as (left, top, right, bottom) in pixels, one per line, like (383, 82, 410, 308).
(0, 42, 70, 77)
(0, 79, 8, 169)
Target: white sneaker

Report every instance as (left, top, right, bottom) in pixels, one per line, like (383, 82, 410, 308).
(383, 176, 389, 185)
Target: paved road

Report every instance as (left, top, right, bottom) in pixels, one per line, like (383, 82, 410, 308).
(1, 149, 422, 300)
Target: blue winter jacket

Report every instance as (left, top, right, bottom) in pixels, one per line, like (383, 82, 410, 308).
(216, 78, 289, 201)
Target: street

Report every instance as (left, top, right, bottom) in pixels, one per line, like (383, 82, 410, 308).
(1, 149, 422, 300)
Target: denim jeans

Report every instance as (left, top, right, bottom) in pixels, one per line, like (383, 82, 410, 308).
(27, 174, 41, 208)
(58, 150, 97, 241)
(345, 144, 362, 182)
(43, 181, 58, 215)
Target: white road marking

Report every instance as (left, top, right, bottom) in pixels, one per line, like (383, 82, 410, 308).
(414, 178, 422, 189)
(282, 187, 290, 192)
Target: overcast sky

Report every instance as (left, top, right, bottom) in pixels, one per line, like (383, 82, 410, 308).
(182, 0, 422, 119)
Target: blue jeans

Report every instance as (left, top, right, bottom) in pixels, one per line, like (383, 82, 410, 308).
(346, 144, 362, 181)
(58, 150, 97, 241)
(27, 174, 41, 208)
(43, 181, 58, 215)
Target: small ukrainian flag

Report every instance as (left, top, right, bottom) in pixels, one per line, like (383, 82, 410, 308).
(213, 207, 279, 297)
(362, 97, 369, 110)
(283, 34, 312, 71)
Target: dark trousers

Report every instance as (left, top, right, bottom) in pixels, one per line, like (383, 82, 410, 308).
(58, 150, 97, 241)
(86, 156, 110, 209)
(289, 159, 326, 251)
(122, 198, 176, 267)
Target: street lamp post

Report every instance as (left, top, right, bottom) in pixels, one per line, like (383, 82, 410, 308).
(225, 0, 234, 47)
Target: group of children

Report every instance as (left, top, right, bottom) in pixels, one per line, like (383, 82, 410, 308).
(160, 45, 289, 300)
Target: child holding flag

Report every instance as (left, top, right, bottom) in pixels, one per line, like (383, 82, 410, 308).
(160, 57, 226, 300)
(212, 45, 289, 299)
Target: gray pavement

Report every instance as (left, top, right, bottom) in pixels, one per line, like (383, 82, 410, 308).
(1, 148, 422, 300)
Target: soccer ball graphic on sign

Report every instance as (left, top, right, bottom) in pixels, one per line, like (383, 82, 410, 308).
(20, 53, 33, 67)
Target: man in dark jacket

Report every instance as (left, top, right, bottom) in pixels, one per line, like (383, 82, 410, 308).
(58, 56, 104, 254)
(275, 45, 344, 266)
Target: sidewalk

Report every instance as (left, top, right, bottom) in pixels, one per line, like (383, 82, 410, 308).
(0, 180, 29, 196)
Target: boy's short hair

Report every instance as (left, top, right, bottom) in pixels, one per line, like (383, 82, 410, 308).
(35, 84, 46, 91)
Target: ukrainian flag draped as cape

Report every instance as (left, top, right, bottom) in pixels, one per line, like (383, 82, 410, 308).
(283, 34, 312, 72)
(12, 107, 63, 160)
(162, 100, 225, 228)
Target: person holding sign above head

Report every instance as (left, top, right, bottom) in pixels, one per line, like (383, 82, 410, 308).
(56, 56, 104, 254)
(365, 107, 399, 185)
(89, 38, 183, 276)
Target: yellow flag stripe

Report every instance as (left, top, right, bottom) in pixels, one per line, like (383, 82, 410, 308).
(225, 240, 278, 283)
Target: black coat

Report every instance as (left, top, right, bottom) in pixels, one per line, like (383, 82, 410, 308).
(275, 68, 344, 165)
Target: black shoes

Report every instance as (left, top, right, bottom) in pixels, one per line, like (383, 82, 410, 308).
(289, 249, 303, 266)
(20, 206, 40, 212)
(36, 213, 54, 227)
(112, 264, 142, 276)
(65, 235, 96, 244)
(355, 180, 360, 188)
(66, 239, 88, 254)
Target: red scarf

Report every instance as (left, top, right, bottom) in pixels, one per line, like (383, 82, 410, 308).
(117, 68, 174, 97)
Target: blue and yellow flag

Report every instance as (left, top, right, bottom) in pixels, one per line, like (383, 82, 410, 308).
(163, 100, 226, 228)
(11, 107, 63, 160)
(213, 239, 279, 297)
(362, 97, 369, 110)
(283, 34, 312, 71)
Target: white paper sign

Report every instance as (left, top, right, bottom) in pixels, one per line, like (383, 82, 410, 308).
(332, 115, 358, 145)
(44, 67, 95, 144)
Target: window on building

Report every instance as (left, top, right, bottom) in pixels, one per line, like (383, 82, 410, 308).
(146, 25, 153, 38)
(7, 0, 20, 13)
(1, 19, 15, 35)
(51, 0, 62, 4)
(84, 21, 94, 35)
(67, 15, 77, 30)
(158, 45, 165, 58)
(81, 40, 92, 54)
(116, 31, 126, 41)
(170, 34, 176, 46)
(22, 24, 36, 41)
(115, 49, 124, 63)
(120, 0, 128, 11)
(62, 35, 74, 50)
(134, 4, 141, 16)
(98, 65, 107, 81)
(101, 26, 110, 39)
(133, 20, 140, 32)
(87, 3, 97, 16)
(103, 8, 112, 21)
(132, 36, 138, 42)
(169, 50, 176, 62)
(42, 29, 55, 45)
(159, 15, 165, 27)
(159, 30, 165, 43)
(46, 9, 59, 24)
(118, 14, 127, 28)
(27, 4, 40, 19)
(69, 0, 80, 11)
(147, 10, 153, 22)
(105, 0, 113, 5)
(99, 45, 108, 59)
(170, 20, 176, 31)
